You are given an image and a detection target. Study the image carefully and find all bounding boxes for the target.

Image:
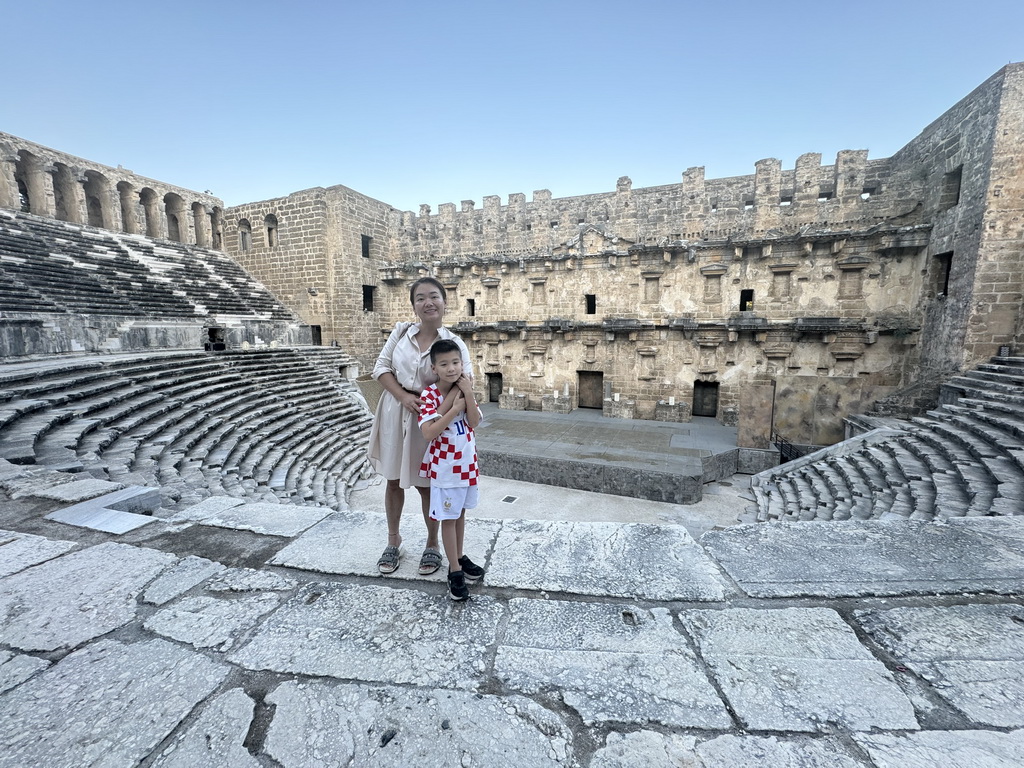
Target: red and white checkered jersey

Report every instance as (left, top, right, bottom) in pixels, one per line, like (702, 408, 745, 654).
(417, 383, 478, 487)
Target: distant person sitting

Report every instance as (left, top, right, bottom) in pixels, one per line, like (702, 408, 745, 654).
(417, 339, 485, 601)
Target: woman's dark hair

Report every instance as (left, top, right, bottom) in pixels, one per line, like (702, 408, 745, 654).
(429, 338, 461, 362)
(409, 277, 447, 306)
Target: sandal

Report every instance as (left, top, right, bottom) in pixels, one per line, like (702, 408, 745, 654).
(377, 544, 402, 574)
(418, 547, 443, 575)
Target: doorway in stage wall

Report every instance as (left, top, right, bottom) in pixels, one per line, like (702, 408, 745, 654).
(486, 372, 503, 402)
(577, 371, 604, 409)
(310, 325, 322, 345)
(693, 380, 719, 417)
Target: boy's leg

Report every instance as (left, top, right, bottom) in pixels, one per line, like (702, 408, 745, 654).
(441, 512, 465, 573)
(455, 511, 466, 561)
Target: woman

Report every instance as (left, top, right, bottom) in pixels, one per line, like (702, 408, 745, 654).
(367, 276, 473, 575)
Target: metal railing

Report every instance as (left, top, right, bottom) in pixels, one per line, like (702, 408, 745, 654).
(771, 429, 812, 464)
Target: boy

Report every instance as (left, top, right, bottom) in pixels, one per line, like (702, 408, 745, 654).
(418, 339, 485, 601)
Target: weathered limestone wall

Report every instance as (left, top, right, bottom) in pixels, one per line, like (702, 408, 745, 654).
(0, 315, 311, 359)
(223, 185, 395, 370)
(886, 64, 1018, 372)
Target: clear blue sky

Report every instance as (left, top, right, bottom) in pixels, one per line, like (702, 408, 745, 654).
(4, 1, 1023, 212)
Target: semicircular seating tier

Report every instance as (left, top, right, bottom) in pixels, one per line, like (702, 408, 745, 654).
(750, 356, 1024, 522)
(0, 347, 374, 510)
(0, 208, 294, 320)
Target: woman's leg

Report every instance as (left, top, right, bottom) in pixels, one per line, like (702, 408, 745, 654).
(385, 478, 405, 548)
(416, 485, 440, 550)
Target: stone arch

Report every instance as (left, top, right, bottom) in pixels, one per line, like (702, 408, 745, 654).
(238, 218, 252, 251)
(164, 193, 187, 242)
(140, 187, 162, 237)
(15, 150, 51, 217)
(192, 201, 210, 246)
(264, 213, 279, 247)
(83, 170, 111, 228)
(117, 181, 138, 234)
(52, 162, 82, 223)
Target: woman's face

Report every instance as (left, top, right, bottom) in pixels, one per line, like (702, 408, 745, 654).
(412, 282, 446, 323)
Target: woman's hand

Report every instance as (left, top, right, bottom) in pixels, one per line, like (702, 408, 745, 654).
(400, 391, 423, 414)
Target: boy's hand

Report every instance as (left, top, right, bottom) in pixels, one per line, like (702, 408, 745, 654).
(457, 375, 474, 396)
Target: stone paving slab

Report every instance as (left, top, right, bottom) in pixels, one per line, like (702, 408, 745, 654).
(228, 583, 503, 690)
(173, 494, 247, 522)
(703, 519, 1024, 598)
(857, 604, 1024, 727)
(681, 607, 919, 732)
(270, 509, 499, 582)
(200, 501, 332, 537)
(30, 476, 123, 501)
(0, 649, 49, 695)
(45, 502, 157, 533)
(0, 528, 77, 577)
(0, 541, 176, 651)
(150, 688, 260, 768)
(486, 518, 726, 600)
(591, 731, 864, 767)
(495, 598, 731, 728)
(0, 638, 227, 768)
(264, 680, 574, 768)
(145, 593, 283, 651)
(853, 729, 1024, 767)
(142, 555, 227, 605)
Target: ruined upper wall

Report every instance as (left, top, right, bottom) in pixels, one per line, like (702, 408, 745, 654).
(386, 152, 917, 264)
(0, 132, 224, 247)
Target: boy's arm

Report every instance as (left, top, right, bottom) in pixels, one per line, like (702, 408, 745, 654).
(420, 390, 465, 442)
(458, 378, 482, 429)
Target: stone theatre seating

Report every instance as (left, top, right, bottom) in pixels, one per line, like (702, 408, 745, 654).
(0, 208, 293, 319)
(0, 346, 373, 511)
(752, 356, 1024, 522)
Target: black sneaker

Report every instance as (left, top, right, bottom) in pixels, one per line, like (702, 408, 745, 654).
(447, 570, 469, 601)
(458, 555, 485, 582)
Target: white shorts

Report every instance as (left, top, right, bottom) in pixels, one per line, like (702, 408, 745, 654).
(429, 485, 479, 521)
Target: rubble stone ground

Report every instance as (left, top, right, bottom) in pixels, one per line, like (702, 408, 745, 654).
(1, 465, 1023, 767)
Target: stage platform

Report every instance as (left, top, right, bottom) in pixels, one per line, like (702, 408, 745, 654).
(476, 403, 777, 504)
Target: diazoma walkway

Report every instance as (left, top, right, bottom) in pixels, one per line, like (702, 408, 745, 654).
(1, 454, 1023, 766)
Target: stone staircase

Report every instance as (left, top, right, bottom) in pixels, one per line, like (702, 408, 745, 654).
(0, 347, 373, 511)
(752, 356, 1024, 522)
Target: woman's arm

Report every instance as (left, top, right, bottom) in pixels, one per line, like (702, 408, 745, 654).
(372, 324, 420, 414)
(378, 371, 421, 414)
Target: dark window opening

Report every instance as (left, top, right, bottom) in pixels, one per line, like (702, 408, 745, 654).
(362, 285, 375, 312)
(585, 294, 596, 315)
(361, 234, 372, 258)
(941, 167, 962, 210)
(265, 214, 278, 247)
(740, 289, 755, 311)
(550, 221, 559, 229)
(710, 200, 719, 212)
(934, 251, 953, 296)
(17, 178, 30, 212)
(779, 196, 793, 206)
(743, 200, 754, 210)
(817, 190, 834, 202)
(861, 186, 877, 200)
(467, 298, 475, 316)
(577, 218, 585, 224)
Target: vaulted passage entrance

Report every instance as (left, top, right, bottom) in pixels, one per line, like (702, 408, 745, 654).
(693, 381, 719, 417)
(577, 371, 604, 409)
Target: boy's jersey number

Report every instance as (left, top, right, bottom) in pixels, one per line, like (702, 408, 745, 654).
(453, 418, 467, 436)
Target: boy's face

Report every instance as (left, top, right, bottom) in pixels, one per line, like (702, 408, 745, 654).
(431, 350, 463, 383)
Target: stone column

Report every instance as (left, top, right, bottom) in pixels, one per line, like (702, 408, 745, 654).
(0, 150, 18, 210)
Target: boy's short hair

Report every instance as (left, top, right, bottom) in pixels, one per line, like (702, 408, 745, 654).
(429, 338, 461, 363)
